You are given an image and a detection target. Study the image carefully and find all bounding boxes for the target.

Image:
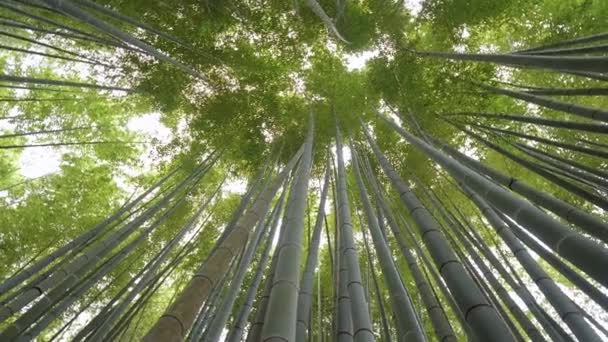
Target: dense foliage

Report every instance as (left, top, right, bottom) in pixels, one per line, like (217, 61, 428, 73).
(0, 0, 606, 341)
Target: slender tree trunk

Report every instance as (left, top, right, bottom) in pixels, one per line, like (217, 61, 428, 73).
(0, 74, 131, 91)
(205, 181, 287, 341)
(225, 184, 286, 342)
(303, 0, 349, 43)
(296, 156, 331, 341)
(517, 43, 608, 55)
(524, 87, 608, 96)
(414, 49, 608, 73)
(476, 83, 608, 123)
(514, 32, 608, 53)
(513, 143, 608, 189)
(334, 125, 374, 342)
(361, 224, 392, 342)
(262, 118, 314, 341)
(0, 126, 91, 139)
(351, 146, 426, 341)
(447, 112, 608, 134)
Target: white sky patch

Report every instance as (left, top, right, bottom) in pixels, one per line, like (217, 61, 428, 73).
(454, 44, 466, 53)
(223, 178, 247, 195)
(127, 112, 172, 144)
(495, 66, 513, 83)
(345, 49, 379, 71)
(331, 143, 351, 166)
(18, 147, 62, 178)
(461, 26, 471, 39)
(479, 44, 499, 54)
(459, 136, 480, 159)
(403, 0, 424, 17)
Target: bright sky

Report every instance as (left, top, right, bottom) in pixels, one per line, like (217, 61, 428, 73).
(404, 0, 424, 17)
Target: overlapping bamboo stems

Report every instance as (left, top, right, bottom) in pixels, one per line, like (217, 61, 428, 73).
(41, 0, 207, 80)
(0, 29, 114, 67)
(0, 163, 209, 340)
(0, 16, 131, 49)
(474, 83, 608, 123)
(446, 112, 608, 134)
(422, 189, 545, 342)
(351, 145, 426, 341)
(205, 179, 288, 341)
(108, 192, 235, 340)
(514, 31, 608, 53)
(493, 245, 575, 342)
(512, 143, 608, 190)
(377, 114, 608, 290)
(468, 121, 608, 159)
(413, 175, 544, 341)
(0, 159, 211, 325)
(187, 251, 241, 342)
(499, 214, 608, 312)
(45, 261, 135, 341)
(362, 123, 515, 341)
(359, 153, 458, 342)
(144, 144, 304, 341)
(0, 159, 187, 295)
(495, 133, 608, 195)
(86, 179, 225, 341)
(448, 121, 608, 211)
(443, 198, 570, 342)
(262, 117, 314, 341)
(296, 156, 331, 341)
(334, 124, 374, 342)
(413, 49, 608, 74)
(462, 186, 602, 341)
(444, 230, 526, 341)
(360, 221, 392, 342)
(384, 188, 472, 341)
(430, 135, 608, 244)
(85, 197, 221, 341)
(196, 246, 247, 341)
(246, 173, 300, 342)
(73, 0, 189, 48)
(226, 182, 286, 342)
(40, 191, 219, 341)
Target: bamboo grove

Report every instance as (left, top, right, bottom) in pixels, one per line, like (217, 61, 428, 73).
(0, 0, 607, 341)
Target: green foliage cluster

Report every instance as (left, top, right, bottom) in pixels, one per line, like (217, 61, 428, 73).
(0, 0, 606, 339)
